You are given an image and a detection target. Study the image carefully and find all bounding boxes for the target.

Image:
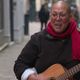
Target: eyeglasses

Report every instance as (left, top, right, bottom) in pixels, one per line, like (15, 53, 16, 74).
(52, 12, 68, 19)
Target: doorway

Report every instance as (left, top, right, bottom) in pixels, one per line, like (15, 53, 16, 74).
(0, 0, 8, 51)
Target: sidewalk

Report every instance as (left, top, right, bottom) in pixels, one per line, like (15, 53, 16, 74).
(0, 22, 41, 80)
(0, 36, 30, 80)
(29, 22, 41, 35)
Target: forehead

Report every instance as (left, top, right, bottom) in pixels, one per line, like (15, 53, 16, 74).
(51, 1, 68, 12)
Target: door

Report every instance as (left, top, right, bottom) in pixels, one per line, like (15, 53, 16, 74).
(29, 0, 36, 21)
(0, 0, 9, 50)
(0, 0, 4, 46)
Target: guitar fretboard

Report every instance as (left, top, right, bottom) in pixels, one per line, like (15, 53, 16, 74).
(57, 64, 80, 80)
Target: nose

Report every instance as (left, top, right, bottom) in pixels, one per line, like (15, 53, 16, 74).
(56, 15, 61, 21)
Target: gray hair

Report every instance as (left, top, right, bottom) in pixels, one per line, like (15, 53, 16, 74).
(51, 0, 71, 14)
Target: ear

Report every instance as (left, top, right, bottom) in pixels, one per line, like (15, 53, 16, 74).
(70, 13, 75, 19)
(46, 19, 51, 26)
(49, 12, 51, 16)
(77, 24, 80, 32)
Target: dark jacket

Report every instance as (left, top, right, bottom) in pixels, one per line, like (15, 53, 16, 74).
(14, 30, 80, 80)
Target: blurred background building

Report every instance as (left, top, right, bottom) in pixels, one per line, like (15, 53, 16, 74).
(0, 0, 80, 51)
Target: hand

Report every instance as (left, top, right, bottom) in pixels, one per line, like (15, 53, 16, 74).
(28, 73, 48, 80)
(28, 73, 38, 80)
(77, 27, 80, 31)
(66, 77, 74, 80)
(37, 74, 48, 80)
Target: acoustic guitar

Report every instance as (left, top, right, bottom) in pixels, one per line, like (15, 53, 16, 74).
(39, 63, 80, 80)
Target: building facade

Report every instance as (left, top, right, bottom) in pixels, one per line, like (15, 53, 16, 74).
(0, 0, 24, 51)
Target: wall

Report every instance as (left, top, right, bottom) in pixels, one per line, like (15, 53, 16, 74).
(3, 0, 10, 37)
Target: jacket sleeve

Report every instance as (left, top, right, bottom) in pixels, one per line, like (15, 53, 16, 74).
(14, 33, 41, 80)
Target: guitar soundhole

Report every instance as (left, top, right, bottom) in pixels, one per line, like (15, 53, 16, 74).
(49, 77, 56, 80)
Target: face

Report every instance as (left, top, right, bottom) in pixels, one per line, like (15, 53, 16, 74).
(50, 2, 71, 33)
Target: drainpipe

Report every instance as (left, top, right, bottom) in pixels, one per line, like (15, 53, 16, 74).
(10, 0, 14, 41)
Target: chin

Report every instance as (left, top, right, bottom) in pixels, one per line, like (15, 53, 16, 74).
(54, 29, 63, 33)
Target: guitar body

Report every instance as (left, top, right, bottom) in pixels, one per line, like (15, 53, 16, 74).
(39, 63, 80, 80)
(40, 64, 65, 79)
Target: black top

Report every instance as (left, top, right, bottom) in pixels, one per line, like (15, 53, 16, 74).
(14, 30, 80, 80)
(38, 6, 49, 23)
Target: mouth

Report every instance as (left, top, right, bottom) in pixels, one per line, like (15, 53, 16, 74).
(55, 22, 62, 25)
(54, 23, 62, 28)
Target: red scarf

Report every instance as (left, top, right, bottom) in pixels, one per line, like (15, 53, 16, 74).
(46, 19, 80, 60)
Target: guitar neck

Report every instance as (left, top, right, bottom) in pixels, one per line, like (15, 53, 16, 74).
(58, 64, 80, 80)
